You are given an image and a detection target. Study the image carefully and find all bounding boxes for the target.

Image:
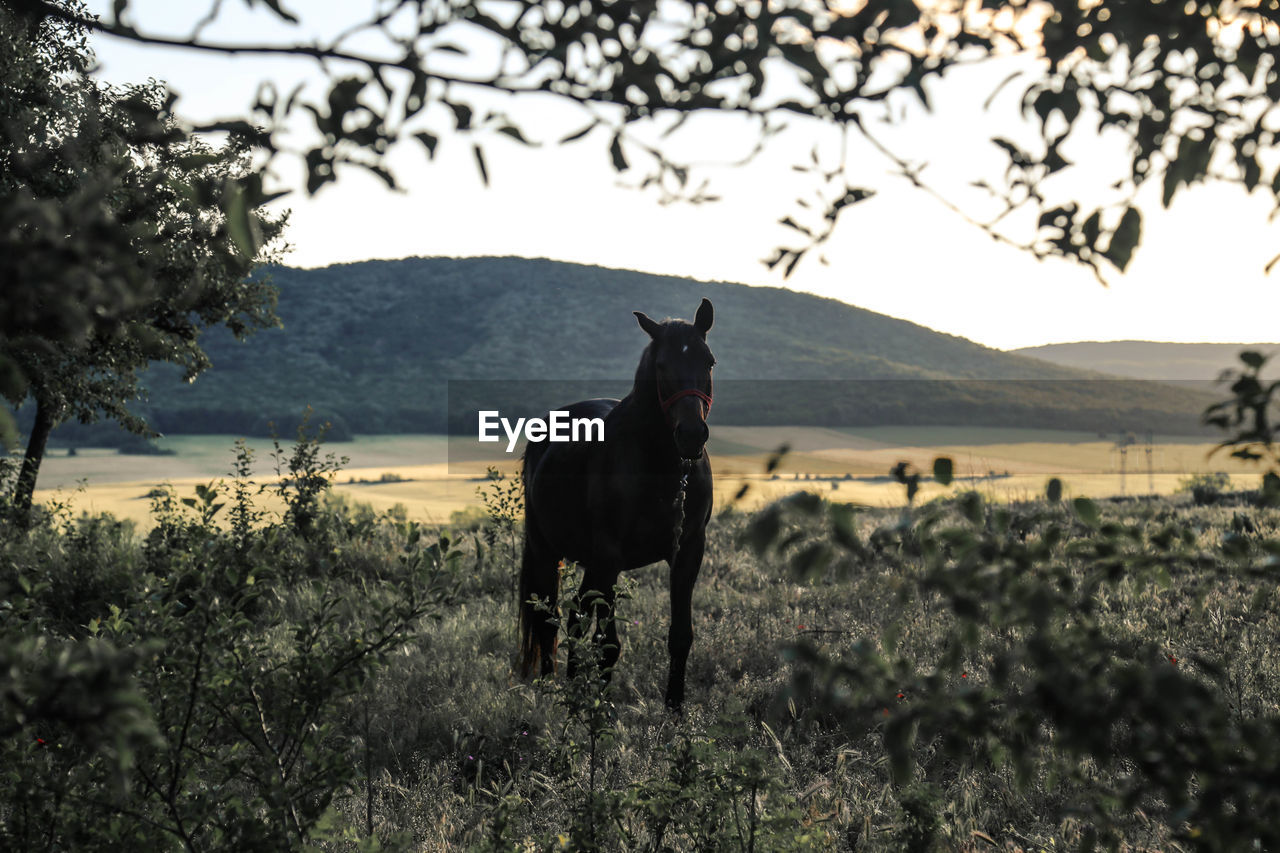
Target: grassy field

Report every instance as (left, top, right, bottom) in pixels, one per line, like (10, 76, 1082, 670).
(8, 457, 1280, 850)
(30, 427, 1265, 530)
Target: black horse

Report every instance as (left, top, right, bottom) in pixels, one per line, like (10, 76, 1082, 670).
(518, 298, 715, 709)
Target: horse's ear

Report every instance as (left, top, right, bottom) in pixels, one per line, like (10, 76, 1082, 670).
(634, 311, 662, 338)
(694, 298, 714, 336)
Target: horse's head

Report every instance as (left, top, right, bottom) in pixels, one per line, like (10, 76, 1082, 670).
(634, 298, 715, 459)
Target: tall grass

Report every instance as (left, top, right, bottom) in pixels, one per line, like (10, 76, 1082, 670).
(4, 435, 1280, 850)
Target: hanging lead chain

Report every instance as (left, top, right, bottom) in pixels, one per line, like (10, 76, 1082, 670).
(670, 457, 693, 565)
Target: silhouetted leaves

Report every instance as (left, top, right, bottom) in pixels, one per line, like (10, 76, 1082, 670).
(1072, 497, 1099, 526)
(1104, 206, 1142, 272)
(1046, 477, 1063, 503)
(891, 462, 921, 504)
(609, 134, 628, 173)
(496, 124, 537, 146)
(1240, 351, 1267, 370)
(414, 131, 438, 158)
(32, 0, 1280, 281)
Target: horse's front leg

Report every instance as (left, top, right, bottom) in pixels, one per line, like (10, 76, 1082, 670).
(665, 532, 705, 710)
(595, 577, 622, 678)
(566, 565, 621, 680)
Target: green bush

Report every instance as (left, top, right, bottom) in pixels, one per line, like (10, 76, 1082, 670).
(1, 430, 458, 851)
(1177, 471, 1233, 505)
(764, 468, 1280, 851)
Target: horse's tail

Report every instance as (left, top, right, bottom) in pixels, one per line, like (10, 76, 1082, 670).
(517, 534, 560, 678)
(518, 446, 559, 677)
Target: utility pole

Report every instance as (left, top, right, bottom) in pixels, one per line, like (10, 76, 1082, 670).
(1119, 442, 1127, 495)
(1115, 432, 1137, 496)
(1146, 430, 1155, 494)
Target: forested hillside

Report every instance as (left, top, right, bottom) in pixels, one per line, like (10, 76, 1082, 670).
(37, 257, 1220, 442)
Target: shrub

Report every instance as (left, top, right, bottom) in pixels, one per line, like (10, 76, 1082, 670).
(1177, 471, 1233, 505)
(0, 430, 459, 851)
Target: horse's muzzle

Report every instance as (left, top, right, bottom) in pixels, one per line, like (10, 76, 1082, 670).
(673, 418, 709, 460)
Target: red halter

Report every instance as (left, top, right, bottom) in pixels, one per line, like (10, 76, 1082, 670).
(659, 387, 713, 418)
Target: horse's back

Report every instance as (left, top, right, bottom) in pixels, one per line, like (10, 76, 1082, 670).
(522, 398, 617, 531)
(522, 398, 617, 481)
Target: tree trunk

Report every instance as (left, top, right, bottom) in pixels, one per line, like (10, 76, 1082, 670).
(12, 395, 54, 523)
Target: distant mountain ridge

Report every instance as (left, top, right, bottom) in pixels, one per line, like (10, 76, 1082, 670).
(1012, 341, 1280, 382)
(66, 256, 1220, 437)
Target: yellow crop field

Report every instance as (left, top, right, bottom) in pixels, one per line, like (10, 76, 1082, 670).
(28, 427, 1263, 530)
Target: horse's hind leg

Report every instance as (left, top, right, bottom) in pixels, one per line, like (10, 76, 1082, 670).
(518, 534, 561, 677)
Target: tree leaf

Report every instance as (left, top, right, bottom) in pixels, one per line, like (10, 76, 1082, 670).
(1046, 477, 1063, 502)
(558, 123, 596, 144)
(447, 101, 472, 131)
(414, 131, 438, 159)
(765, 443, 790, 473)
(743, 506, 781, 554)
(991, 137, 1029, 165)
(222, 181, 260, 258)
(1240, 350, 1267, 370)
(783, 249, 802, 278)
(1072, 497, 1099, 526)
(305, 147, 335, 194)
(762, 248, 786, 270)
(1104, 206, 1141, 272)
(256, 0, 299, 23)
(884, 715, 915, 785)
(496, 124, 538, 146)
(779, 216, 812, 236)
(609, 134, 628, 172)
(0, 408, 16, 451)
(792, 542, 833, 581)
(1080, 210, 1101, 249)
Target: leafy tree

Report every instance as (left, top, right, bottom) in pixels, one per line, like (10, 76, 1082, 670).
(17, 0, 1280, 283)
(0, 1, 285, 518)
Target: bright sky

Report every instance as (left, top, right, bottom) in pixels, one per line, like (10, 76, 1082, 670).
(82, 1, 1280, 351)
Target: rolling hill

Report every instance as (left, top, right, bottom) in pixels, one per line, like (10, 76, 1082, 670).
(1011, 340, 1280, 383)
(43, 257, 1224, 442)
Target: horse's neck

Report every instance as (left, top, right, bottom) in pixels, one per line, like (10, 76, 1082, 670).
(624, 374, 664, 423)
(617, 384, 678, 459)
